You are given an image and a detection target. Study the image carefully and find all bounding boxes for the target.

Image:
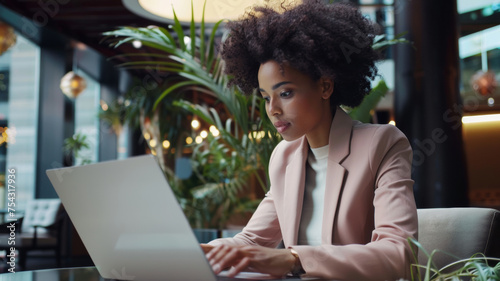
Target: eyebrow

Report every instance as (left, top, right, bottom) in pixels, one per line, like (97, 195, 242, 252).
(258, 81, 292, 92)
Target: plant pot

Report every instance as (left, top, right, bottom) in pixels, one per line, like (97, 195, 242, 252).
(193, 228, 219, 243)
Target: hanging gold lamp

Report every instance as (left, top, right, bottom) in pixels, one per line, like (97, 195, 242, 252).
(0, 21, 17, 56)
(60, 71, 87, 99)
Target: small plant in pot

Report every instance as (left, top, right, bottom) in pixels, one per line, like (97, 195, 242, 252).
(408, 238, 500, 281)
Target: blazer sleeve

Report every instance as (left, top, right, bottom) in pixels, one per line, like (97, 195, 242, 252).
(208, 146, 284, 249)
(291, 125, 418, 281)
(208, 190, 283, 248)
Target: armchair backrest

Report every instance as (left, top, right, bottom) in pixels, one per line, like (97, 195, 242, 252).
(21, 199, 62, 234)
(417, 207, 500, 270)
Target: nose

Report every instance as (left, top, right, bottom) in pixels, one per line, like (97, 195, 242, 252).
(267, 97, 282, 116)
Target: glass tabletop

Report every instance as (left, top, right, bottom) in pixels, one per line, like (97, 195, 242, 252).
(0, 267, 107, 281)
(0, 267, 314, 281)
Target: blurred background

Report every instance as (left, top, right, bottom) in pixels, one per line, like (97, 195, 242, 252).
(0, 0, 498, 272)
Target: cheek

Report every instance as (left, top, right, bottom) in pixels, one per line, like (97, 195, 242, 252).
(264, 104, 272, 118)
(291, 100, 325, 126)
(289, 97, 319, 115)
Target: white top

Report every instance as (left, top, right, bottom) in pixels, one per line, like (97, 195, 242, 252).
(297, 144, 329, 246)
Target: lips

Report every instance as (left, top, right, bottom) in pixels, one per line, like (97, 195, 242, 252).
(273, 121, 290, 134)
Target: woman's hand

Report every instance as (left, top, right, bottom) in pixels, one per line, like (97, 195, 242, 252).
(205, 244, 296, 277)
(200, 244, 214, 254)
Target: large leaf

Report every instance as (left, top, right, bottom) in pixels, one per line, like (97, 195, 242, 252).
(372, 32, 412, 52)
(348, 80, 389, 123)
(104, 1, 404, 229)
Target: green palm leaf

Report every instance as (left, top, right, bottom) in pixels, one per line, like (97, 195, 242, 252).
(105, 0, 415, 230)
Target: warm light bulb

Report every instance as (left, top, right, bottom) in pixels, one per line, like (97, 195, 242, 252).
(70, 80, 80, 88)
(462, 114, 500, 124)
(132, 40, 142, 48)
(0, 22, 17, 56)
(191, 119, 200, 129)
(200, 130, 208, 138)
(209, 125, 220, 136)
(162, 140, 170, 149)
(388, 120, 396, 126)
(60, 71, 87, 98)
(131, 0, 299, 23)
(186, 137, 193, 145)
(149, 139, 157, 147)
(144, 132, 151, 140)
(195, 136, 203, 144)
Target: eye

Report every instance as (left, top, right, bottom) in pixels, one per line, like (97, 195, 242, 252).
(280, 91, 292, 98)
(262, 96, 270, 103)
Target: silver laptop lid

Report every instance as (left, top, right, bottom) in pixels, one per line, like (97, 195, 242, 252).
(46, 155, 216, 281)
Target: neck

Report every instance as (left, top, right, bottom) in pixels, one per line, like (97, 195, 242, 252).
(307, 107, 336, 148)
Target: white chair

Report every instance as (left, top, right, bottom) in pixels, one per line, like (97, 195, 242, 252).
(417, 207, 500, 270)
(0, 199, 63, 269)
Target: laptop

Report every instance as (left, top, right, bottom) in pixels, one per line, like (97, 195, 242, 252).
(46, 155, 284, 281)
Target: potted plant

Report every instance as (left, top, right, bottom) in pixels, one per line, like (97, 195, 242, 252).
(408, 238, 500, 281)
(99, 78, 194, 171)
(103, 3, 408, 232)
(63, 132, 92, 166)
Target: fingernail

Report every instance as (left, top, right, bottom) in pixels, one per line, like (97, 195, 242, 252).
(228, 267, 236, 277)
(213, 264, 220, 273)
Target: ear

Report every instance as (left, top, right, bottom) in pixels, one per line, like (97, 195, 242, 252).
(320, 77, 334, 100)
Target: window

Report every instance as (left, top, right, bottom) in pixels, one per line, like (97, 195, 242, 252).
(459, 25, 500, 110)
(1, 34, 40, 211)
(74, 70, 100, 165)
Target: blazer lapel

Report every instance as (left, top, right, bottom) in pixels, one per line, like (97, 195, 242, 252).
(282, 136, 309, 247)
(321, 107, 353, 244)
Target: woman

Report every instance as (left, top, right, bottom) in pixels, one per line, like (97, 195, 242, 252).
(202, 1, 418, 280)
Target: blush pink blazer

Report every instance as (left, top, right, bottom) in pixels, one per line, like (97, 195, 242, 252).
(210, 107, 418, 281)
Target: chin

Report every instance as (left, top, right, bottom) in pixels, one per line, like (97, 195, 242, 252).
(280, 134, 301, 142)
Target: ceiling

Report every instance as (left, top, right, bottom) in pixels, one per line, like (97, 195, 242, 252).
(0, 0, 171, 59)
(0, 1, 498, 64)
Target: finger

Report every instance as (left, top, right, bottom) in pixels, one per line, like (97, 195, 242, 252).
(212, 247, 244, 274)
(200, 244, 214, 254)
(205, 244, 226, 262)
(227, 257, 251, 277)
(207, 245, 232, 265)
(207, 245, 239, 273)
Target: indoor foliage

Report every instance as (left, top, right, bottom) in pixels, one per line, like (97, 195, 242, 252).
(409, 238, 500, 281)
(104, 3, 407, 229)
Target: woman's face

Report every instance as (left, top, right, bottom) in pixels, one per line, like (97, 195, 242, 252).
(258, 60, 334, 148)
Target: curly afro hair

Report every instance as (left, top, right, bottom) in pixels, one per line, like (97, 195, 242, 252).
(221, 0, 380, 108)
